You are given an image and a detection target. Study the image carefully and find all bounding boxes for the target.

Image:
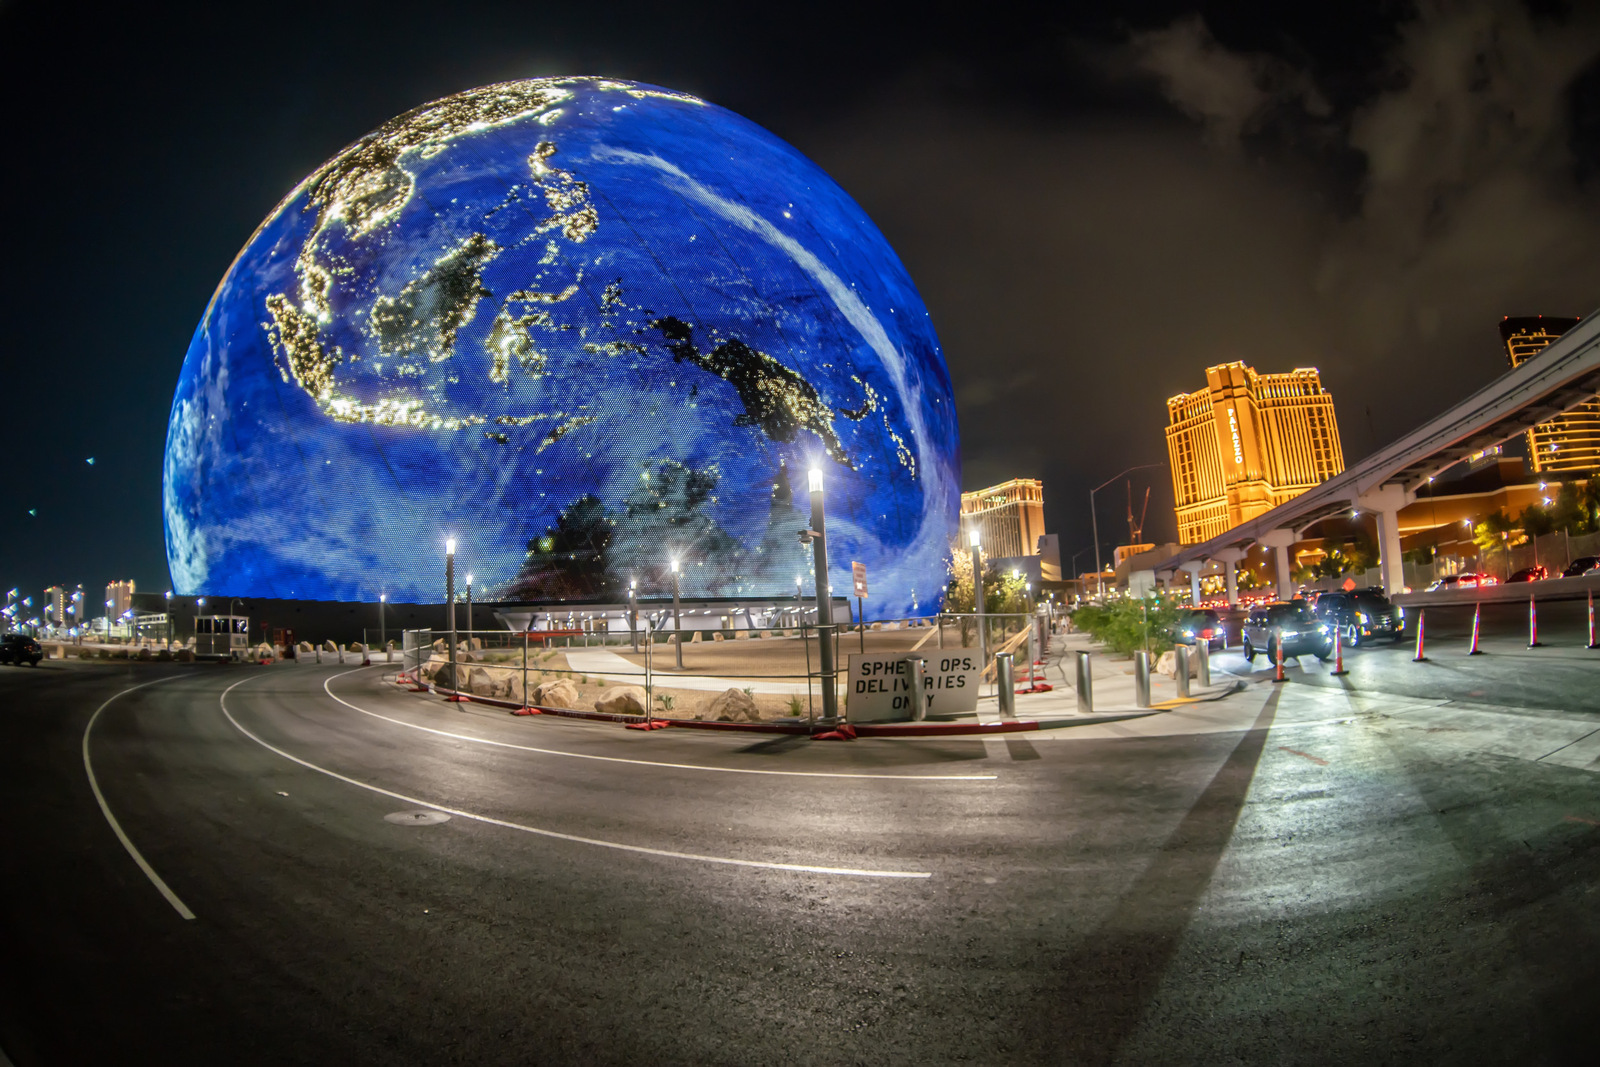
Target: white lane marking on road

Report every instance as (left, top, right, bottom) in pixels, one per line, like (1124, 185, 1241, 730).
(82, 675, 197, 920)
(324, 669, 995, 781)
(222, 679, 931, 879)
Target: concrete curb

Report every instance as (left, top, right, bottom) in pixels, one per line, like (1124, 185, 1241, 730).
(409, 680, 1048, 736)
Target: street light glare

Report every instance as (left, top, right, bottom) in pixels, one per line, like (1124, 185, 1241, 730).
(466, 573, 474, 586)
(969, 529, 981, 548)
(807, 467, 823, 493)
(670, 558, 679, 573)
(446, 537, 457, 555)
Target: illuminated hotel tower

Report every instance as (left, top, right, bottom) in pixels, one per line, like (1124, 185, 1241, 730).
(960, 478, 1046, 559)
(1500, 316, 1599, 474)
(1165, 363, 1344, 544)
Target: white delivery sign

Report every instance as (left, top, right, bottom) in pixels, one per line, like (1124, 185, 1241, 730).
(846, 651, 982, 722)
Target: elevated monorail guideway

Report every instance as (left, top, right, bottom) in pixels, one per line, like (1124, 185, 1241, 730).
(1165, 309, 1600, 600)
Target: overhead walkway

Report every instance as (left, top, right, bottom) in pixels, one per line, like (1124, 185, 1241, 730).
(1163, 309, 1600, 601)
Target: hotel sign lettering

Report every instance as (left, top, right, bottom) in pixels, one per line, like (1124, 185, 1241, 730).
(1226, 405, 1245, 466)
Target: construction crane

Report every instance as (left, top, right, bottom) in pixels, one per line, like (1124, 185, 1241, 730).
(1127, 482, 1151, 544)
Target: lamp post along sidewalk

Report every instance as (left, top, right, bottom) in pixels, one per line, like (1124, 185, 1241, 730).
(465, 574, 474, 644)
(445, 539, 458, 691)
(969, 528, 987, 675)
(805, 468, 838, 721)
(670, 558, 683, 669)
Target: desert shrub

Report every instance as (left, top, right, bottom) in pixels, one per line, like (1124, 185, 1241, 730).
(1070, 597, 1185, 656)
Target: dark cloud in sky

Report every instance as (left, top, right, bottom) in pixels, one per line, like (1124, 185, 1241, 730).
(2, 1, 1599, 600)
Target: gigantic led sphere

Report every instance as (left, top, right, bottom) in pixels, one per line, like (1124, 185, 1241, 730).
(164, 78, 960, 612)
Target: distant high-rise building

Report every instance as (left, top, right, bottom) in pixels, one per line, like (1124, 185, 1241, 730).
(106, 579, 136, 619)
(1166, 363, 1345, 544)
(45, 585, 67, 626)
(1500, 316, 1598, 474)
(960, 479, 1047, 560)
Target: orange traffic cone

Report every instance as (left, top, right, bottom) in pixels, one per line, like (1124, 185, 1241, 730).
(1412, 610, 1427, 662)
(1468, 603, 1483, 655)
(1329, 624, 1348, 676)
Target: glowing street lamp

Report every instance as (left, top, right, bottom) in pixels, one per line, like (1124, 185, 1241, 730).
(379, 593, 387, 660)
(670, 557, 683, 669)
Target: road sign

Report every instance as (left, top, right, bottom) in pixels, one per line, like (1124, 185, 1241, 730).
(846, 652, 981, 722)
(851, 561, 868, 598)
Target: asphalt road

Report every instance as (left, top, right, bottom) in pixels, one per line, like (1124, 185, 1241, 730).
(3, 658, 1598, 1064)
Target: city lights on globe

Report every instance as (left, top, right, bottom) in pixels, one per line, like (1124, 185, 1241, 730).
(163, 77, 960, 613)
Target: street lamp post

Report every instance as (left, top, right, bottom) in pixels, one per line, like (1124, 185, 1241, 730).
(970, 527, 987, 672)
(165, 590, 172, 649)
(445, 539, 458, 692)
(379, 593, 387, 660)
(807, 467, 838, 721)
(1090, 463, 1164, 600)
(628, 579, 639, 653)
(670, 558, 682, 669)
(465, 574, 474, 643)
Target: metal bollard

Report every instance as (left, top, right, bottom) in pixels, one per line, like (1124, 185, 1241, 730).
(1075, 650, 1094, 714)
(1174, 645, 1191, 699)
(996, 652, 1016, 717)
(1196, 639, 1211, 688)
(903, 654, 927, 721)
(1134, 650, 1152, 708)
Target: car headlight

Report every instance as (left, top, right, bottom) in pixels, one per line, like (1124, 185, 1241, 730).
(1318, 623, 1330, 634)
(1358, 612, 1370, 624)
(1396, 606, 1404, 619)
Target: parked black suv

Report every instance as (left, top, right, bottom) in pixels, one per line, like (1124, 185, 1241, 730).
(1243, 602, 1332, 663)
(0, 633, 43, 666)
(1314, 588, 1405, 647)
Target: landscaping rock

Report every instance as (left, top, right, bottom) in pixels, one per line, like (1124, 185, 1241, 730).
(1156, 649, 1199, 678)
(690, 631, 701, 642)
(298, 641, 314, 654)
(707, 688, 761, 723)
(733, 630, 749, 640)
(712, 632, 725, 641)
(467, 666, 497, 696)
(323, 640, 338, 653)
(533, 679, 581, 709)
(594, 685, 647, 716)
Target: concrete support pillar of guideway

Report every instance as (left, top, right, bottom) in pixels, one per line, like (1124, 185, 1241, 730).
(1213, 547, 1246, 608)
(1179, 560, 1204, 607)
(1358, 484, 1414, 596)
(1259, 528, 1298, 601)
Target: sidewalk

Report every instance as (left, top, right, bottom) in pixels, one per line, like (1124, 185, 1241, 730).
(969, 632, 1241, 725)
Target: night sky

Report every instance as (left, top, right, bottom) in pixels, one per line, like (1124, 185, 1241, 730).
(4, 1, 1600, 604)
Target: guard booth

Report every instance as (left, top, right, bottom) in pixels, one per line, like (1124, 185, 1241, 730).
(196, 614, 249, 657)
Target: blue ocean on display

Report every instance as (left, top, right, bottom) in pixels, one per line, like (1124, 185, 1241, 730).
(164, 78, 960, 613)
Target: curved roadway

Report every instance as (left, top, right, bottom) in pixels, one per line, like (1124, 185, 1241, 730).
(2, 659, 1597, 1063)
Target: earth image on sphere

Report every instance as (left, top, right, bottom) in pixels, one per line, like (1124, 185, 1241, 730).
(164, 77, 961, 613)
